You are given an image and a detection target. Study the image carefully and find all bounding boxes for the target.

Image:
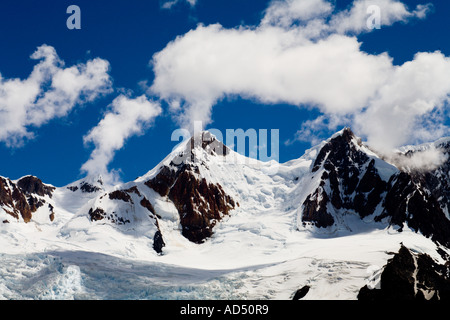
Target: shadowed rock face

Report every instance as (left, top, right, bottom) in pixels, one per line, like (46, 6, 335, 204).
(376, 172, 450, 247)
(67, 176, 104, 194)
(16, 176, 55, 198)
(169, 170, 235, 243)
(302, 128, 388, 227)
(292, 285, 310, 300)
(358, 245, 450, 300)
(302, 187, 334, 228)
(79, 182, 102, 193)
(422, 148, 450, 214)
(146, 163, 235, 243)
(0, 176, 55, 223)
(153, 230, 165, 254)
(145, 134, 235, 243)
(375, 141, 450, 247)
(301, 128, 450, 248)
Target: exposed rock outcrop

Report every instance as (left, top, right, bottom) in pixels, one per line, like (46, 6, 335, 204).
(358, 245, 450, 300)
(302, 128, 389, 227)
(301, 128, 450, 248)
(0, 175, 55, 223)
(86, 185, 164, 253)
(144, 133, 236, 243)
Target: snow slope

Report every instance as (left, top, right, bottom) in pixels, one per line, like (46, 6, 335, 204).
(0, 129, 449, 300)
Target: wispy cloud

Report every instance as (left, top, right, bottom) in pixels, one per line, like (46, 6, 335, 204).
(81, 94, 162, 184)
(160, 0, 197, 10)
(0, 45, 112, 147)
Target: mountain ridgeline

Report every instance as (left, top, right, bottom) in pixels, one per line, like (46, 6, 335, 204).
(1, 128, 450, 300)
(302, 128, 450, 248)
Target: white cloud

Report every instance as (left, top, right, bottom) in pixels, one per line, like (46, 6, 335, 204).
(287, 114, 347, 146)
(151, 24, 393, 127)
(149, 0, 447, 154)
(0, 45, 112, 147)
(261, 0, 333, 28)
(261, 0, 429, 33)
(329, 0, 432, 34)
(161, 0, 197, 10)
(390, 145, 448, 172)
(354, 51, 450, 153)
(81, 94, 162, 183)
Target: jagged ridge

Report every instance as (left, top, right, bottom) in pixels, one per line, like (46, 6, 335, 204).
(300, 128, 450, 247)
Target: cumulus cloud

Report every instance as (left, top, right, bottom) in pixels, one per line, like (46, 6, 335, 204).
(328, 0, 432, 34)
(261, 0, 333, 28)
(0, 44, 112, 147)
(354, 51, 450, 153)
(81, 94, 162, 183)
(149, 0, 445, 154)
(260, 0, 430, 35)
(150, 25, 393, 127)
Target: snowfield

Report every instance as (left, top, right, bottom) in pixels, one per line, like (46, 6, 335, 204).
(0, 129, 448, 300)
(0, 224, 440, 300)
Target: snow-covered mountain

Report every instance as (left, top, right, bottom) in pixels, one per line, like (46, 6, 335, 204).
(1, 128, 450, 300)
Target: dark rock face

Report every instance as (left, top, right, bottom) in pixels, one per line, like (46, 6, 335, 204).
(1, 177, 20, 220)
(375, 156, 450, 247)
(422, 151, 450, 214)
(301, 128, 450, 249)
(302, 187, 334, 228)
(146, 163, 235, 243)
(153, 230, 165, 254)
(108, 190, 132, 202)
(393, 180, 450, 247)
(169, 170, 235, 243)
(140, 197, 156, 216)
(145, 134, 235, 243)
(302, 128, 388, 227)
(16, 176, 55, 198)
(0, 176, 54, 223)
(358, 245, 450, 300)
(354, 159, 388, 218)
(292, 285, 310, 300)
(88, 207, 107, 222)
(67, 177, 104, 194)
(88, 205, 131, 224)
(11, 187, 32, 222)
(145, 165, 177, 197)
(80, 182, 102, 193)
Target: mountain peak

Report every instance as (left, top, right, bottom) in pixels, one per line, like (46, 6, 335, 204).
(189, 130, 230, 156)
(16, 175, 55, 198)
(330, 127, 356, 141)
(312, 127, 364, 173)
(65, 174, 106, 194)
(161, 130, 231, 170)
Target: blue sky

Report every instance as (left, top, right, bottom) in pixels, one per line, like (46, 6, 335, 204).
(0, 0, 449, 186)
